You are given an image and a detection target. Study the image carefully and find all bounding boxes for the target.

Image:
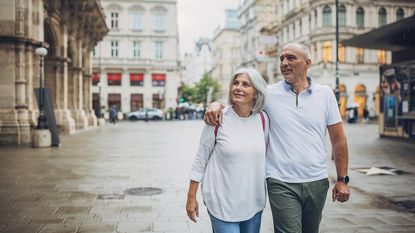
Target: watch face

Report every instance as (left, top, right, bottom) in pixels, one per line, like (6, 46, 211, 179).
(344, 176, 350, 183)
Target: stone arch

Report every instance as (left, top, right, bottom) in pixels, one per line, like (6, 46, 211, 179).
(151, 5, 167, 13)
(129, 5, 145, 12)
(354, 84, 367, 118)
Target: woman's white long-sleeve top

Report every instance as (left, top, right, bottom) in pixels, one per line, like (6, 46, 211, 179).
(189, 106, 269, 222)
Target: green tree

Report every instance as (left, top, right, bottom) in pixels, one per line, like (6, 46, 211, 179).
(180, 83, 194, 102)
(193, 73, 220, 105)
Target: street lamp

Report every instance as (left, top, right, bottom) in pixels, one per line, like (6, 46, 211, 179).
(97, 81, 103, 118)
(335, 0, 340, 106)
(35, 46, 48, 129)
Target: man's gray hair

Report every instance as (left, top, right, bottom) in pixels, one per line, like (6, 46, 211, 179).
(283, 42, 311, 59)
(228, 67, 268, 113)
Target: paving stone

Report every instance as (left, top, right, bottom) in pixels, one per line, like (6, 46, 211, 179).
(346, 216, 388, 225)
(77, 223, 116, 233)
(38, 223, 79, 233)
(1, 223, 43, 233)
(116, 222, 152, 232)
(54, 206, 91, 215)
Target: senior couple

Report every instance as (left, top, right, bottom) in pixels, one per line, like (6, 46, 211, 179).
(186, 43, 350, 233)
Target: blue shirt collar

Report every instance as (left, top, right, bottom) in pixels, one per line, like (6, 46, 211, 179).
(283, 76, 313, 94)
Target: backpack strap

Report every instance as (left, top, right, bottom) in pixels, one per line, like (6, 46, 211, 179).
(259, 111, 265, 131)
(214, 111, 265, 138)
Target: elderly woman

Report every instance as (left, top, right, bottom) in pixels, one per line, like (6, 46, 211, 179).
(186, 67, 268, 233)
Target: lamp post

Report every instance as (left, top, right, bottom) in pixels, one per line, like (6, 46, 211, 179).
(35, 47, 48, 129)
(335, 0, 340, 105)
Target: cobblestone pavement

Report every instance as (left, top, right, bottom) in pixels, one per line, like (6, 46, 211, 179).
(0, 121, 414, 233)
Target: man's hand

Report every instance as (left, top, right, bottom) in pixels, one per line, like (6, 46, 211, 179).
(332, 181, 350, 202)
(204, 102, 224, 126)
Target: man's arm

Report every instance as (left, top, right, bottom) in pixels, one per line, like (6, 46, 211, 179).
(204, 102, 225, 126)
(327, 122, 350, 202)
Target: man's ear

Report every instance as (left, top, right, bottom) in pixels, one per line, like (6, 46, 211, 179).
(305, 59, 311, 68)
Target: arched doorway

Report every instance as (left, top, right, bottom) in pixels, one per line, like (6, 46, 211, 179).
(339, 84, 347, 118)
(354, 84, 367, 120)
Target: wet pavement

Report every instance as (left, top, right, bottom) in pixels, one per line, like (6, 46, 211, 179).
(0, 120, 414, 233)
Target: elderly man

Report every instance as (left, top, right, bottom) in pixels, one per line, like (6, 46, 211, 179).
(205, 42, 350, 233)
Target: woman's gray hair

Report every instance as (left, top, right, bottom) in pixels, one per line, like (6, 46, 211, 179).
(228, 67, 268, 113)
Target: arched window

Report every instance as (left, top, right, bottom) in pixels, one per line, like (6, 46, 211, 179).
(356, 7, 364, 29)
(378, 7, 387, 26)
(396, 8, 404, 21)
(323, 41, 332, 63)
(323, 5, 332, 27)
(339, 4, 346, 26)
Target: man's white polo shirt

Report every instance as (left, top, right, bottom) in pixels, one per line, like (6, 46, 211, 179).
(264, 78, 342, 183)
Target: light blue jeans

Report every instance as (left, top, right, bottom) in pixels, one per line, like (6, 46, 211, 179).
(208, 211, 263, 233)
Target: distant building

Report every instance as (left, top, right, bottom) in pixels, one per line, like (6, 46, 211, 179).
(92, 0, 180, 115)
(0, 0, 107, 145)
(183, 38, 212, 85)
(211, 9, 240, 103)
(266, 0, 415, 118)
(237, 0, 278, 81)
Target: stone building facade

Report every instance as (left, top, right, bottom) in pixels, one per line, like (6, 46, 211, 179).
(266, 0, 415, 118)
(91, 0, 180, 115)
(0, 0, 108, 145)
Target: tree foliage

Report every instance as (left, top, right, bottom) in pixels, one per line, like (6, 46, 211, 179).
(180, 73, 220, 105)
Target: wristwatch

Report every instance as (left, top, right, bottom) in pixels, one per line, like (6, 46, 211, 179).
(337, 175, 349, 184)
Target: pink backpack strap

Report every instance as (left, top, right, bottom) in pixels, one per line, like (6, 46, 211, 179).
(260, 111, 265, 131)
(214, 125, 219, 137)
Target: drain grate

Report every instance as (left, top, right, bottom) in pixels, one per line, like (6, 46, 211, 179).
(97, 194, 125, 200)
(125, 187, 163, 196)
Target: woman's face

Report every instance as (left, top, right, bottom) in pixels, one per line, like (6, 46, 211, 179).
(231, 73, 256, 107)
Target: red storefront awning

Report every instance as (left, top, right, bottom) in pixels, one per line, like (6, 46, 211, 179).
(152, 73, 166, 81)
(130, 73, 144, 81)
(92, 72, 100, 81)
(107, 73, 122, 81)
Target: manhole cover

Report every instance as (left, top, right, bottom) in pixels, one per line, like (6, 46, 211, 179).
(97, 194, 125, 200)
(125, 187, 163, 196)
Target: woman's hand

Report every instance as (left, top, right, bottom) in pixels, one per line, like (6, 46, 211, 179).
(186, 196, 199, 222)
(204, 102, 224, 126)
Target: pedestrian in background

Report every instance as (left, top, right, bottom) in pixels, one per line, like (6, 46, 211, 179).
(109, 105, 118, 125)
(204, 43, 350, 233)
(186, 67, 269, 233)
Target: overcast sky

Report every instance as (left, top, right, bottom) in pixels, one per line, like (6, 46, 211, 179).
(177, 0, 239, 56)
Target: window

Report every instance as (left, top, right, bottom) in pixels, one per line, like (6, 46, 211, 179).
(92, 47, 96, 57)
(111, 12, 119, 29)
(92, 72, 100, 86)
(130, 73, 144, 86)
(299, 19, 302, 35)
(356, 48, 364, 64)
(111, 41, 119, 57)
(314, 9, 318, 27)
(108, 94, 121, 111)
(155, 41, 163, 60)
(377, 50, 387, 64)
(153, 93, 164, 109)
(356, 7, 365, 29)
(131, 12, 142, 30)
(322, 41, 332, 63)
(154, 13, 164, 31)
(339, 44, 345, 63)
(323, 5, 332, 27)
(339, 5, 346, 26)
(107, 73, 122, 86)
(152, 73, 166, 86)
(131, 94, 143, 111)
(133, 41, 140, 58)
(396, 8, 404, 21)
(378, 7, 387, 27)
